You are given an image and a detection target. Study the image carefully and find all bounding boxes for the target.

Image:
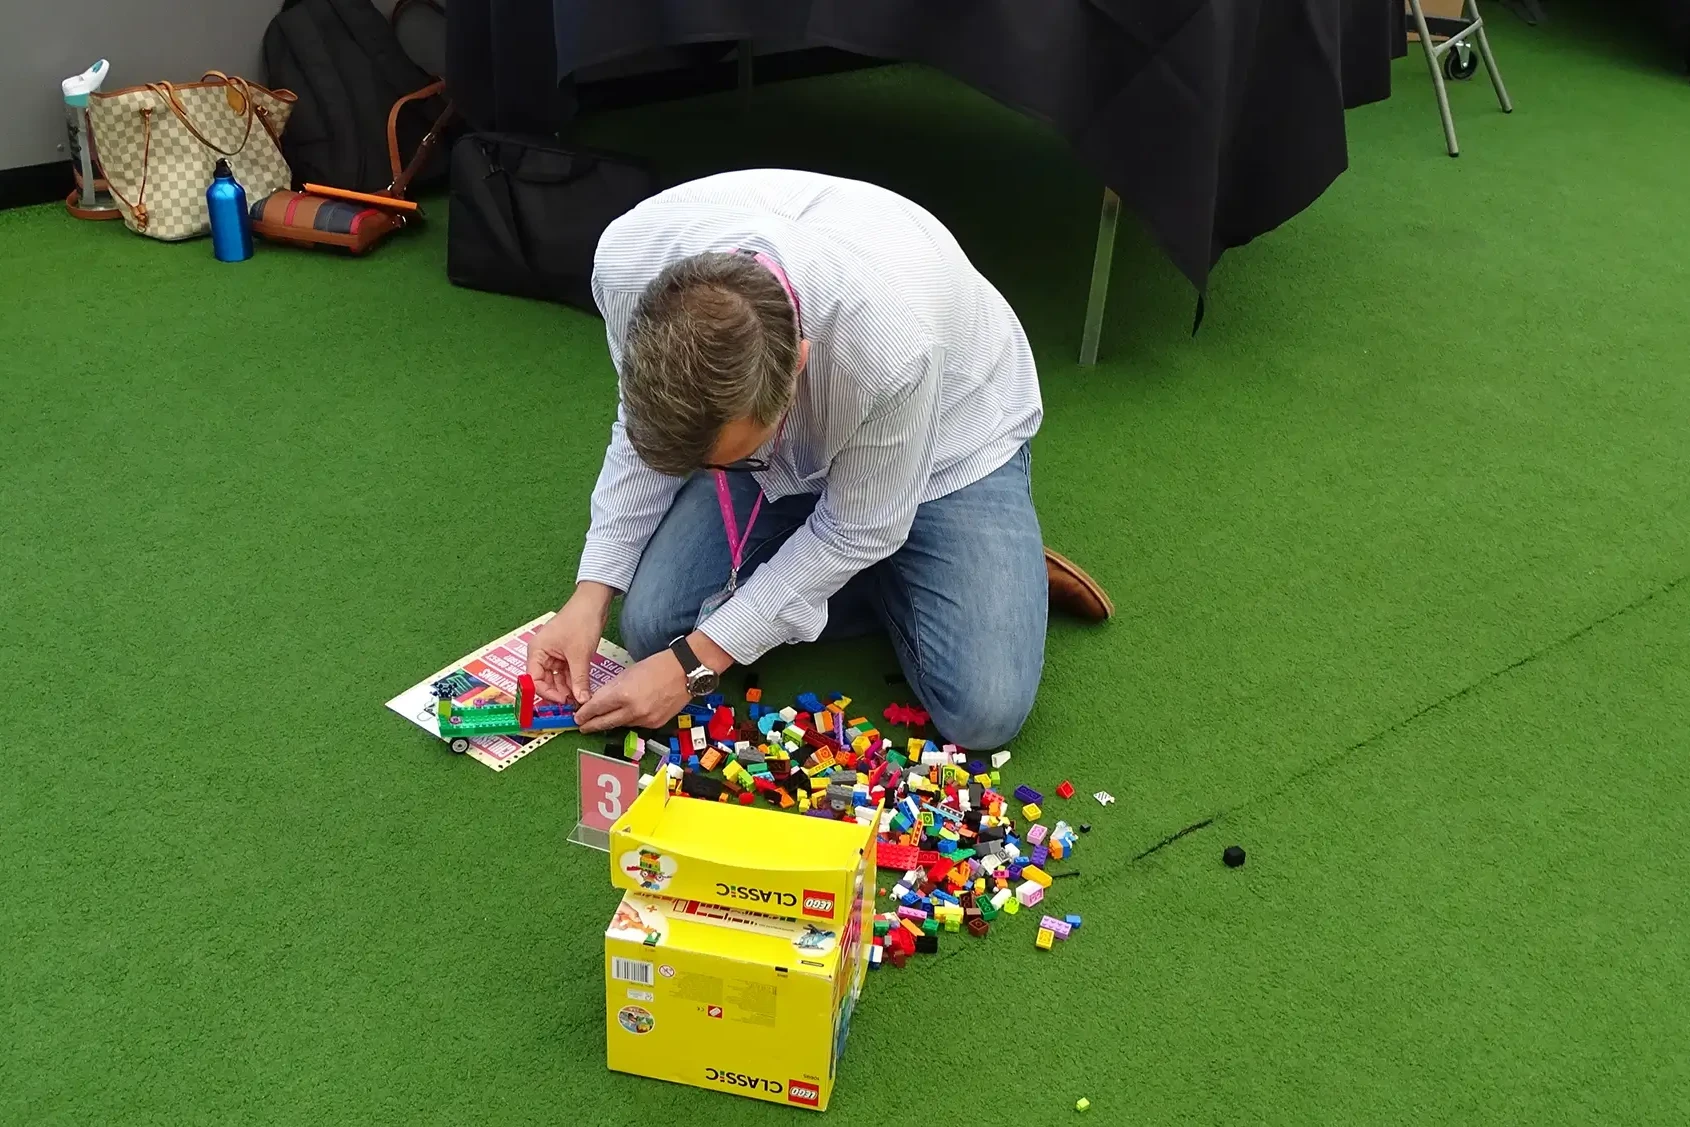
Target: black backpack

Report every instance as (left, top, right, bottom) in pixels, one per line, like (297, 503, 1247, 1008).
(263, 0, 451, 192)
(447, 133, 656, 312)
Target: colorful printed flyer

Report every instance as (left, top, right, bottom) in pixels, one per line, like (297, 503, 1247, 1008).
(387, 613, 631, 772)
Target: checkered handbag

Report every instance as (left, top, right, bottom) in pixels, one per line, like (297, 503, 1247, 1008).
(86, 72, 296, 241)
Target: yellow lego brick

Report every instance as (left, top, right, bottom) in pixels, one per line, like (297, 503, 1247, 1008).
(908, 738, 925, 756)
(677, 715, 692, 729)
(1023, 865, 1052, 888)
(852, 735, 872, 754)
(972, 773, 992, 787)
(1022, 802, 1042, 822)
(974, 878, 986, 895)
(832, 696, 851, 710)
(1036, 927, 1055, 951)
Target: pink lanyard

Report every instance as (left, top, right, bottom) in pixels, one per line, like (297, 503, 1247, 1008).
(713, 416, 786, 589)
(713, 470, 763, 591)
(714, 249, 799, 591)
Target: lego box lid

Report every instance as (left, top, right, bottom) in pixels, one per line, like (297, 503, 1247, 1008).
(606, 891, 846, 976)
(609, 776, 875, 925)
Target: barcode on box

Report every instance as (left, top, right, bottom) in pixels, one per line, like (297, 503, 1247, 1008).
(612, 958, 654, 986)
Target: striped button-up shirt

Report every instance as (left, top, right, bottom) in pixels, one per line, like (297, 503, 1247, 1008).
(578, 169, 1042, 664)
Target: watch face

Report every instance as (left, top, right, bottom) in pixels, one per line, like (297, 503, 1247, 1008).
(688, 668, 719, 696)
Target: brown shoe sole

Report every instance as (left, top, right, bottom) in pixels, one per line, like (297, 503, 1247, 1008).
(1045, 547, 1114, 622)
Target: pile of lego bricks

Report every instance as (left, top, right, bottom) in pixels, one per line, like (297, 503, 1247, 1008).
(622, 680, 1090, 960)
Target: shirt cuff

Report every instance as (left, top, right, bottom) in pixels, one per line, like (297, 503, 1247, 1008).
(576, 537, 643, 593)
(698, 592, 791, 667)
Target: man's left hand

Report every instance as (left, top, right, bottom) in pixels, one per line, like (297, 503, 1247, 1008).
(574, 651, 690, 733)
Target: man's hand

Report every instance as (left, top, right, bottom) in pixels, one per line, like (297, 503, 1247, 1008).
(527, 582, 615, 704)
(574, 650, 691, 733)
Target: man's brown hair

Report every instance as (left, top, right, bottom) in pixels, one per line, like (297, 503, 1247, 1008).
(620, 252, 799, 476)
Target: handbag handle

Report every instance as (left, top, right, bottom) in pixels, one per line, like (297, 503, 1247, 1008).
(386, 79, 448, 189)
(148, 76, 256, 157)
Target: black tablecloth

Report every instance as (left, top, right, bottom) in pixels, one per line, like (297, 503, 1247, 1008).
(449, 0, 1398, 293)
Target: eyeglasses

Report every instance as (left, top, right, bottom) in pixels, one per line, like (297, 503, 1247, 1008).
(704, 414, 788, 475)
(704, 455, 770, 473)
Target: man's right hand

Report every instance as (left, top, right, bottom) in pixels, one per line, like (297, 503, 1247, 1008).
(527, 582, 616, 704)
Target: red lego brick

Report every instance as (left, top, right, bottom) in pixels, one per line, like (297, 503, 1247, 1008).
(1056, 780, 1076, 799)
(876, 844, 921, 871)
(707, 705, 735, 742)
(737, 791, 756, 806)
(883, 703, 931, 727)
(926, 859, 955, 883)
(516, 673, 536, 728)
(917, 851, 940, 867)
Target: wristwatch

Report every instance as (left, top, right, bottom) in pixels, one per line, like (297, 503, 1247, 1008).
(668, 635, 719, 698)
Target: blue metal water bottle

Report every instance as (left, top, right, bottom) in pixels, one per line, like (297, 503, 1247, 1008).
(206, 158, 253, 262)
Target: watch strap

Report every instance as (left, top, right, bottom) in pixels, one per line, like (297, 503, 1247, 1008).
(669, 635, 705, 678)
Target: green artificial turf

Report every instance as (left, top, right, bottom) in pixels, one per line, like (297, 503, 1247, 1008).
(5, 9, 1690, 1123)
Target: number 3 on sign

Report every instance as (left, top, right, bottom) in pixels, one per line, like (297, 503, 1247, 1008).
(575, 749, 639, 838)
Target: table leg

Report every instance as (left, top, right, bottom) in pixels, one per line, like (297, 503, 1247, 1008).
(1078, 188, 1121, 367)
(738, 40, 755, 109)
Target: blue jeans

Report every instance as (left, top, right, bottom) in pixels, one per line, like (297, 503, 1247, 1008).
(617, 444, 1047, 749)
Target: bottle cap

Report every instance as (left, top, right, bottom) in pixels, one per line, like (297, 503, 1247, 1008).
(214, 158, 233, 178)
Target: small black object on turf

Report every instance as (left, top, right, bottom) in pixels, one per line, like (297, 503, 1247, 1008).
(1079, 823, 1092, 833)
(1223, 845, 1246, 868)
(604, 741, 621, 758)
(742, 670, 761, 690)
(884, 670, 907, 685)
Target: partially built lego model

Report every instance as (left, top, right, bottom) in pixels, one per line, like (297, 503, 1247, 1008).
(432, 672, 574, 754)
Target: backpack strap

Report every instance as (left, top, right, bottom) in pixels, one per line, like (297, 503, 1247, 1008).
(386, 81, 455, 197)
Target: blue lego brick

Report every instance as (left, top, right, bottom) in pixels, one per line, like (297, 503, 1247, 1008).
(796, 692, 824, 714)
(899, 891, 921, 907)
(686, 755, 701, 771)
(968, 759, 988, 776)
(1031, 845, 1050, 867)
(669, 737, 681, 754)
(1013, 784, 1044, 805)
(1007, 863, 1025, 880)
(704, 693, 725, 707)
(667, 751, 682, 766)
(937, 840, 956, 854)
(1065, 914, 1082, 929)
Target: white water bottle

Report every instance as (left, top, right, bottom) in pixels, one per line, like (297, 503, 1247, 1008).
(63, 60, 115, 215)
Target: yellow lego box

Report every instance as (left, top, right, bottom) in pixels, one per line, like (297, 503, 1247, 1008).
(608, 773, 874, 929)
(603, 780, 877, 1111)
(605, 887, 872, 1111)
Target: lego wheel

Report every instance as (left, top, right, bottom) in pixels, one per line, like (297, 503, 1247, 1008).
(449, 737, 471, 755)
(1444, 46, 1478, 81)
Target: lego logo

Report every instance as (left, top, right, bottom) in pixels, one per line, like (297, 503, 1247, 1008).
(706, 1005, 723, 1019)
(801, 890, 835, 918)
(787, 1082, 820, 1108)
